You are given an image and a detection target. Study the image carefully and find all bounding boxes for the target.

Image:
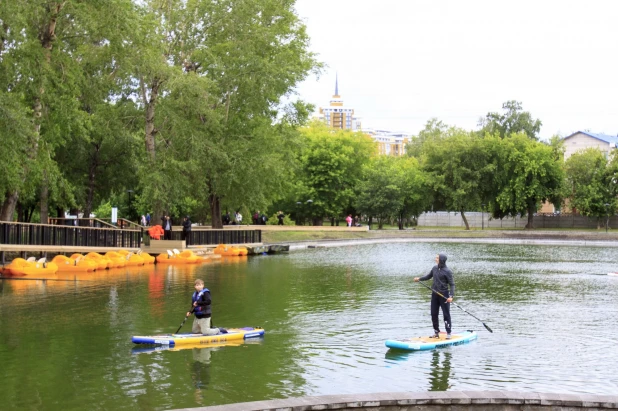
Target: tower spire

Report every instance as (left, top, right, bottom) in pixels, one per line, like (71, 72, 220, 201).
(335, 73, 339, 96)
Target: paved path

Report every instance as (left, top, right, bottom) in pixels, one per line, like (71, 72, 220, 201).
(171, 391, 618, 410)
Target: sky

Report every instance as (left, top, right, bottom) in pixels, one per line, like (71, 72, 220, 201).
(293, 0, 618, 139)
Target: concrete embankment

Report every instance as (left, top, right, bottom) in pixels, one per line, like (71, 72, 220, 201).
(275, 234, 618, 250)
(172, 391, 618, 411)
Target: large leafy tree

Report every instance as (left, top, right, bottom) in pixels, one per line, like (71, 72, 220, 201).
(564, 148, 617, 228)
(356, 156, 429, 229)
(356, 156, 403, 229)
(492, 133, 564, 228)
(131, 0, 319, 227)
(294, 122, 375, 225)
(479, 100, 542, 140)
(421, 129, 489, 229)
(0, 0, 138, 222)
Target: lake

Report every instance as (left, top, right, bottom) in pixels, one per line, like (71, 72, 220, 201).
(1, 242, 617, 410)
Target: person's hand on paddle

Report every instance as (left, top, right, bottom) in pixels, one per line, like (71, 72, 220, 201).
(413, 277, 419, 282)
(186, 311, 192, 317)
(446, 297, 453, 303)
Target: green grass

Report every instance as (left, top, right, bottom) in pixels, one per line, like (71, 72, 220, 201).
(261, 227, 618, 243)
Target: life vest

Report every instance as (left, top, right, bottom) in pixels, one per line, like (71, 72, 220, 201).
(192, 288, 212, 317)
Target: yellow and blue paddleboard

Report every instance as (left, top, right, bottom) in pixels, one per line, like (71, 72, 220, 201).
(385, 330, 477, 351)
(132, 327, 264, 347)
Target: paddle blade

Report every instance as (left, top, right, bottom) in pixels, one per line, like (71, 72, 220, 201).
(483, 322, 493, 333)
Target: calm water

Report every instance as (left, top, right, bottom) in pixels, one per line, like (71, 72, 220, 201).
(1, 242, 618, 410)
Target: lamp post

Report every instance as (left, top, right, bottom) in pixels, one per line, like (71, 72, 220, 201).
(126, 189, 134, 222)
(296, 201, 302, 225)
(306, 200, 313, 226)
(481, 203, 485, 230)
(605, 203, 610, 233)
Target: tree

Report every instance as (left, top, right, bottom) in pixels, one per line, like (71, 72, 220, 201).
(356, 156, 430, 230)
(493, 133, 564, 228)
(295, 122, 375, 225)
(479, 100, 542, 140)
(356, 156, 403, 229)
(564, 148, 617, 228)
(131, 0, 320, 227)
(0, 0, 138, 221)
(406, 118, 449, 158)
(421, 129, 488, 230)
(397, 156, 430, 229)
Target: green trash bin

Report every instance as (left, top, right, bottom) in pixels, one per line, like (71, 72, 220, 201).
(143, 232, 151, 246)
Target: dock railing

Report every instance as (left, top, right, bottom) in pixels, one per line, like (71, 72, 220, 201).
(0, 221, 142, 249)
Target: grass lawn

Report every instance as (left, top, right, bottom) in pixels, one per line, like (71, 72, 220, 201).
(261, 226, 618, 243)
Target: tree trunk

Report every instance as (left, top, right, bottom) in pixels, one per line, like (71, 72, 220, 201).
(525, 203, 535, 229)
(40, 184, 49, 224)
(461, 208, 470, 230)
(1, 191, 19, 221)
(141, 77, 161, 162)
(209, 193, 223, 229)
(398, 212, 404, 230)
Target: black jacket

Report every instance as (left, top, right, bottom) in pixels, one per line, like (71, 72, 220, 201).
(419, 253, 455, 298)
(182, 218, 192, 232)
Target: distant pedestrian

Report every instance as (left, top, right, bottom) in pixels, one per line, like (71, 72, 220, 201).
(261, 213, 268, 225)
(182, 215, 192, 246)
(163, 215, 173, 240)
(141, 214, 147, 226)
(235, 211, 243, 225)
(253, 211, 260, 225)
(346, 214, 352, 227)
(146, 213, 151, 226)
(277, 211, 285, 225)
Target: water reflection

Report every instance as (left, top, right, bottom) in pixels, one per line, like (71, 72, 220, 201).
(429, 351, 452, 391)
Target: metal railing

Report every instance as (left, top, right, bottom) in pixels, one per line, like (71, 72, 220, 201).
(146, 228, 261, 245)
(0, 221, 142, 249)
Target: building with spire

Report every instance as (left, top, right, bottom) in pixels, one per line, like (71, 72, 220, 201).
(318, 75, 361, 131)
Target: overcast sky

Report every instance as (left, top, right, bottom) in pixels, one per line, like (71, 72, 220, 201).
(293, 0, 618, 139)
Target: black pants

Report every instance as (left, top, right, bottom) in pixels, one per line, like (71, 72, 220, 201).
(430, 293, 452, 334)
(164, 230, 172, 240)
(182, 230, 191, 246)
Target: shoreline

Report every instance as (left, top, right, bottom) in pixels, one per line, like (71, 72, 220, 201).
(262, 229, 618, 250)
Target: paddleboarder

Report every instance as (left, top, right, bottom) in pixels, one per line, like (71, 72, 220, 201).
(414, 253, 455, 339)
(187, 279, 221, 335)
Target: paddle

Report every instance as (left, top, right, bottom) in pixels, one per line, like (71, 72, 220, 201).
(417, 280, 493, 333)
(175, 307, 194, 334)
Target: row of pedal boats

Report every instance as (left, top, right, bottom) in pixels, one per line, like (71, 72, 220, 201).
(1, 244, 250, 276)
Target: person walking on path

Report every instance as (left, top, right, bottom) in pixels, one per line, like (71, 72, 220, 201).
(182, 215, 192, 246)
(146, 213, 151, 226)
(277, 211, 285, 225)
(414, 253, 455, 339)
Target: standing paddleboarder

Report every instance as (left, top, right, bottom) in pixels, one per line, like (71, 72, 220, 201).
(414, 253, 455, 339)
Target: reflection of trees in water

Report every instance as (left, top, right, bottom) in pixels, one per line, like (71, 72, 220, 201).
(429, 350, 451, 391)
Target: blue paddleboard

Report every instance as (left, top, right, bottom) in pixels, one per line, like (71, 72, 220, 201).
(385, 330, 477, 351)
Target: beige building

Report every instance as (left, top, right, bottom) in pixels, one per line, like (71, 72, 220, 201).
(562, 131, 618, 160)
(318, 76, 361, 131)
(541, 131, 618, 213)
(363, 129, 410, 156)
